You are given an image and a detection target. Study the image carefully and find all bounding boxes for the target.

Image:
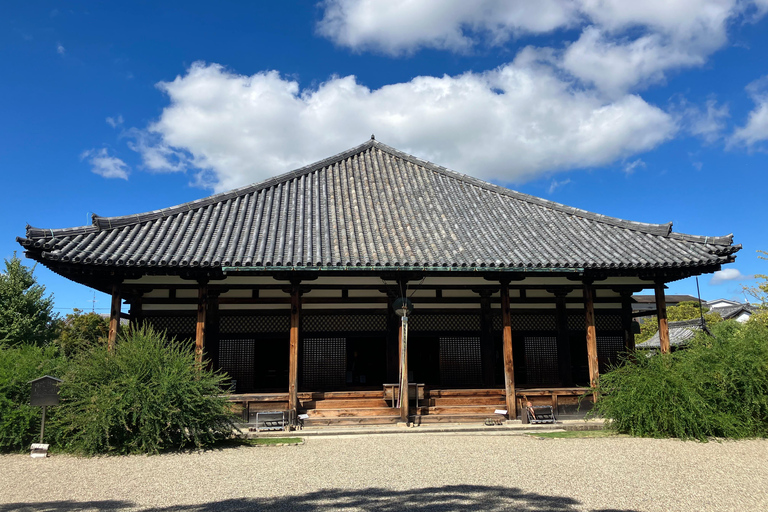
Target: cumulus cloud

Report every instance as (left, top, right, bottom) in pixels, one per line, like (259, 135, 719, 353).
(56, 42, 65, 55)
(711, 268, 748, 284)
(623, 159, 645, 174)
(317, 0, 579, 55)
(318, 1, 765, 96)
(671, 97, 730, 143)
(132, 60, 675, 192)
(81, 148, 129, 180)
(730, 76, 768, 149)
(548, 178, 571, 194)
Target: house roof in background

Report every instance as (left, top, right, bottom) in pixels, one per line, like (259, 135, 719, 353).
(18, 140, 740, 272)
(632, 294, 701, 304)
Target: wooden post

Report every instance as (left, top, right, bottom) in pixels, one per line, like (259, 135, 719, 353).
(107, 282, 121, 352)
(128, 296, 142, 329)
(554, 290, 573, 386)
(583, 283, 599, 389)
(655, 282, 671, 354)
(398, 316, 409, 423)
(207, 291, 220, 371)
(288, 282, 301, 419)
(620, 291, 635, 352)
(500, 280, 516, 419)
(195, 282, 208, 364)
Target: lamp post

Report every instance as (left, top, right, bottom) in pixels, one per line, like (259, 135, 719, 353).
(392, 297, 413, 423)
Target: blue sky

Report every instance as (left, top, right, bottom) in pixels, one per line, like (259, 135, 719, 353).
(2, 1, 767, 315)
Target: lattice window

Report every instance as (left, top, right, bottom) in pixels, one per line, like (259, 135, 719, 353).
(303, 314, 387, 332)
(568, 314, 622, 331)
(598, 336, 624, 372)
(302, 338, 347, 389)
(220, 315, 290, 333)
(492, 314, 502, 331)
(439, 337, 482, 386)
(143, 315, 196, 335)
(510, 314, 556, 331)
(568, 314, 584, 330)
(524, 336, 559, 385)
(597, 315, 622, 331)
(410, 315, 481, 332)
(218, 338, 255, 393)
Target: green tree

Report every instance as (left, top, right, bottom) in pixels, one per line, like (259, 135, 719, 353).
(635, 301, 721, 344)
(744, 250, 768, 308)
(57, 309, 109, 357)
(0, 254, 59, 348)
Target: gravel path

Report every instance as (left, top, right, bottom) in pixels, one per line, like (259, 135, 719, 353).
(1, 432, 766, 511)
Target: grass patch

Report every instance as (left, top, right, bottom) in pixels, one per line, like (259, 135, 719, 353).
(528, 430, 620, 439)
(248, 437, 303, 445)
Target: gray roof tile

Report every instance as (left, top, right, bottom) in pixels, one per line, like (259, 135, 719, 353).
(18, 140, 740, 271)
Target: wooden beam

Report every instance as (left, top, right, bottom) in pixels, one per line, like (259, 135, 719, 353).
(583, 283, 599, 389)
(107, 282, 122, 352)
(288, 282, 301, 419)
(500, 281, 516, 419)
(655, 282, 671, 354)
(195, 283, 208, 364)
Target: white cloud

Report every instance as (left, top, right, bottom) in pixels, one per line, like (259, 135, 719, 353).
(317, 0, 579, 55)
(317, 1, 766, 95)
(106, 115, 124, 128)
(133, 60, 675, 192)
(672, 97, 730, 143)
(548, 178, 571, 194)
(81, 148, 129, 180)
(623, 159, 645, 174)
(56, 42, 65, 55)
(711, 268, 747, 284)
(730, 76, 768, 149)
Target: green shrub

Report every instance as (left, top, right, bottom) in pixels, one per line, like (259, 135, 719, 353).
(53, 325, 235, 455)
(0, 344, 65, 452)
(593, 320, 768, 440)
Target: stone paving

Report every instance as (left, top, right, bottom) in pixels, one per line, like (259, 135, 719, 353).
(1, 430, 766, 511)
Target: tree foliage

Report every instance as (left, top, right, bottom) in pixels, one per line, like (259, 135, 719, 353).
(52, 324, 235, 455)
(57, 309, 109, 357)
(635, 301, 721, 343)
(593, 320, 768, 440)
(0, 254, 59, 348)
(0, 344, 66, 452)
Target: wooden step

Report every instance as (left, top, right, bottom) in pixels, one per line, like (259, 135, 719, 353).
(305, 407, 402, 418)
(311, 390, 385, 399)
(430, 396, 506, 406)
(414, 414, 503, 424)
(426, 389, 505, 398)
(303, 416, 401, 427)
(303, 399, 389, 409)
(423, 405, 503, 415)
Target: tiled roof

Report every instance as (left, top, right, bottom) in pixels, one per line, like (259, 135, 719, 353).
(18, 139, 740, 272)
(636, 319, 706, 349)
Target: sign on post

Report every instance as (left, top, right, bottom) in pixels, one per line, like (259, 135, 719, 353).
(28, 376, 62, 457)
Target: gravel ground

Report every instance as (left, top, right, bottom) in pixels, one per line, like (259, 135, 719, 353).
(1, 432, 766, 511)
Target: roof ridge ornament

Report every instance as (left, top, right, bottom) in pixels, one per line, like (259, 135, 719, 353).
(371, 134, 375, 140)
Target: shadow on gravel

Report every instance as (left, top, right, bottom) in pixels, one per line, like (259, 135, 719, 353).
(0, 485, 640, 512)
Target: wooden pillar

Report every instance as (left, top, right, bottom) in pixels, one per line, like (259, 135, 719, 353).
(554, 290, 573, 386)
(107, 282, 122, 352)
(620, 291, 635, 352)
(195, 282, 208, 364)
(398, 316, 409, 423)
(655, 282, 671, 354)
(583, 283, 599, 389)
(500, 280, 516, 419)
(479, 290, 495, 387)
(288, 282, 301, 417)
